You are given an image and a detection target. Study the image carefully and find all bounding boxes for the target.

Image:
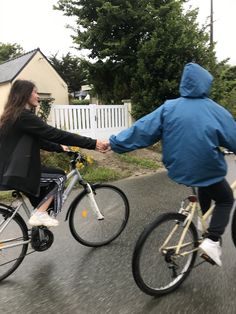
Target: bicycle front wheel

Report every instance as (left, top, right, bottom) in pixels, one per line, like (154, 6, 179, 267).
(231, 207, 236, 247)
(0, 206, 29, 281)
(69, 184, 130, 247)
(132, 213, 198, 296)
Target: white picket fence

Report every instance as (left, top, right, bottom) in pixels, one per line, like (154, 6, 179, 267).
(50, 103, 131, 140)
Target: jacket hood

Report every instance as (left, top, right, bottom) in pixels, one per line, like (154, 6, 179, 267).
(179, 63, 213, 98)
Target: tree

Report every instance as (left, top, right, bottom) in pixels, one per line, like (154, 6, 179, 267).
(55, 0, 152, 102)
(49, 53, 88, 96)
(0, 43, 24, 63)
(55, 0, 226, 118)
(215, 64, 236, 119)
(131, 1, 219, 118)
(37, 98, 55, 122)
(221, 89, 236, 119)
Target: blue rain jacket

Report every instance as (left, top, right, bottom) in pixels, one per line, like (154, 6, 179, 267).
(110, 63, 236, 187)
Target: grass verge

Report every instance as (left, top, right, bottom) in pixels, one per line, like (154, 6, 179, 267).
(80, 166, 127, 183)
(115, 153, 160, 169)
(0, 191, 14, 204)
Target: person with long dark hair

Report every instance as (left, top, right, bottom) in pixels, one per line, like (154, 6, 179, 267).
(0, 80, 105, 227)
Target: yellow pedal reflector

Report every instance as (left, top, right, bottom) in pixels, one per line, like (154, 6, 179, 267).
(82, 210, 88, 218)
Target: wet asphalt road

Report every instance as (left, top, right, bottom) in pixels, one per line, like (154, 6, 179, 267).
(1, 156, 236, 314)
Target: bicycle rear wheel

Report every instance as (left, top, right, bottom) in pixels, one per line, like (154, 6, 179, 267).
(0, 205, 29, 281)
(132, 213, 198, 296)
(69, 184, 129, 247)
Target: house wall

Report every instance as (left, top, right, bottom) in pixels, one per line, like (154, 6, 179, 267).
(0, 50, 69, 116)
(17, 51, 69, 105)
(0, 83, 11, 114)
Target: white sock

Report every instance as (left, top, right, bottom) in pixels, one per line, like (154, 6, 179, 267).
(34, 211, 47, 217)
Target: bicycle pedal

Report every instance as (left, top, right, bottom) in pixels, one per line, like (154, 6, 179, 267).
(200, 253, 216, 265)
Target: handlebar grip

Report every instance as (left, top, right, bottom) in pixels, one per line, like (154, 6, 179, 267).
(67, 151, 75, 157)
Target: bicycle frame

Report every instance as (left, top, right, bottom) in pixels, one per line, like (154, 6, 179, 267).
(0, 154, 105, 251)
(160, 200, 199, 257)
(160, 179, 236, 258)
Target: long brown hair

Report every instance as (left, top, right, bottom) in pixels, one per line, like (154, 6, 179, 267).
(0, 80, 36, 132)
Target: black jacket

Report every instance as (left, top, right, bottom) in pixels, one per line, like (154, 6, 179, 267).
(0, 109, 96, 195)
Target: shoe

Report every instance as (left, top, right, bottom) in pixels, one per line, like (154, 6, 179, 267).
(28, 212, 59, 227)
(199, 238, 222, 267)
(197, 215, 212, 232)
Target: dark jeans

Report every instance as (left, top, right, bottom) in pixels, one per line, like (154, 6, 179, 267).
(198, 179, 234, 241)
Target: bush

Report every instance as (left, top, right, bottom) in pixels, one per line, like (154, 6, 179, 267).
(70, 99, 90, 105)
(40, 150, 122, 183)
(41, 151, 71, 172)
(38, 98, 54, 122)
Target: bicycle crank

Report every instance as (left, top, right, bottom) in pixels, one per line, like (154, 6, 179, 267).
(31, 226, 54, 251)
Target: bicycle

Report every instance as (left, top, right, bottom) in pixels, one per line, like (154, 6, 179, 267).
(0, 150, 130, 282)
(132, 152, 236, 297)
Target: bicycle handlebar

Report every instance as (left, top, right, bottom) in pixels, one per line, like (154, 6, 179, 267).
(66, 150, 87, 164)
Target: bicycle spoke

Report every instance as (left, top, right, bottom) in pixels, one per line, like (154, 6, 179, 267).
(0, 207, 28, 281)
(132, 213, 198, 296)
(69, 184, 129, 247)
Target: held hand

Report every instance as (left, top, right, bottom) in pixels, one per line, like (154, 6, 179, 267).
(102, 140, 111, 152)
(61, 145, 70, 152)
(96, 140, 111, 153)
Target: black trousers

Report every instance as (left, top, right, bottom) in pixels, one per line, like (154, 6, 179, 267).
(25, 166, 65, 209)
(198, 179, 234, 240)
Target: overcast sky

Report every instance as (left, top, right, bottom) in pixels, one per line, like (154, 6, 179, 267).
(186, 0, 236, 65)
(0, 0, 235, 64)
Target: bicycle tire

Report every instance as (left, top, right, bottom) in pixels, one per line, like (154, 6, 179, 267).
(132, 212, 198, 296)
(0, 206, 29, 282)
(69, 183, 130, 247)
(231, 207, 236, 247)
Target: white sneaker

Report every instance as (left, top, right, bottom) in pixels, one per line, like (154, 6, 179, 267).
(28, 212, 59, 227)
(199, 238, 222, 267)
(197, 215, 212, 232)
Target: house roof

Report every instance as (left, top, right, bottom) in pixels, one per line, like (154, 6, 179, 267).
(0, 48, 40, 84)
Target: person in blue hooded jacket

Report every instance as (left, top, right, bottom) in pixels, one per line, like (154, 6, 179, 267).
(108, 62, 236, 267)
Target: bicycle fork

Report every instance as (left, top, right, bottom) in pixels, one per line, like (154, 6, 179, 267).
(64, 171, 104, 221)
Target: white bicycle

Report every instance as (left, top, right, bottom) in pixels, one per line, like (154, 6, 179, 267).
(132, 151, 236, 296)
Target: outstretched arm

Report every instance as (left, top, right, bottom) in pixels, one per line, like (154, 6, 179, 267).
(39, 138, 64, 152)
(109, 106, 164, 153)
(16, 109, 97, 150)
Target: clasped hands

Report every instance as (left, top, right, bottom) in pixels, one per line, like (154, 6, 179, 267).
(96, 140, 111, 153)
(60, 141, 110, 153)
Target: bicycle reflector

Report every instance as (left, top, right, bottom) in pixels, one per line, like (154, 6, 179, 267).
(188, 195, 198, 202)
(82, 209, 88, 218)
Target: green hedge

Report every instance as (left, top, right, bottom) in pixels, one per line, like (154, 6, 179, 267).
(70, 99, 90, 105)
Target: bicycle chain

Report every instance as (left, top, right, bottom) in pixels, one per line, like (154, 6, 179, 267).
(0, 249, 36, 267)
